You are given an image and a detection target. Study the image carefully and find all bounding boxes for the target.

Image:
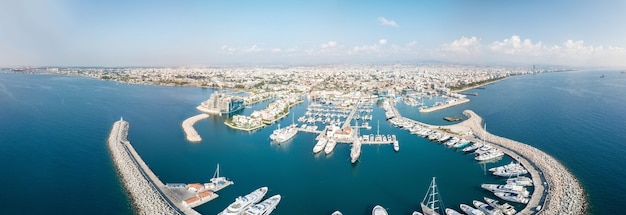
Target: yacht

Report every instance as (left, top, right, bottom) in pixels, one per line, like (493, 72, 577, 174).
(219, 187, 268, 215)
(481, 184, 530, 197)
(331, 211, 343, 215)
(472, 200, 503, 215)
(412, 211, 424, 215)
(372, 205, 388, 215)
(475, 150, 504, 161)
(462, 143, 483, 153)
(242, 194, 281, 215)
(444, 208, 462, 215)
(506, 176, 533, 186)
(494, 192, 530, 204)
(459, 204, 485, 215)
(491, 162, 528, 177)
(313, 138, 328, 154)
(269, 124, 297, 144)
(324, 139, 337, 154)
(393, 139, 399, 152)
(453, 139, 471, 148)
(420, 177, 444, 215)
(483, 197, 516, 215)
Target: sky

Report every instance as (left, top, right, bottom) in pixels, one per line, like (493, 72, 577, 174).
(1, 0, 625, 67)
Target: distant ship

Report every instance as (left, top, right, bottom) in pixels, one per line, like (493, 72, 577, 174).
(197, 91, 244, 115)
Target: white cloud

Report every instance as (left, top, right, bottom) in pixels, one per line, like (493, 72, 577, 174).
(271, 48, 282, 53)
(320, 41, 337, 48)
(489, 35, 544, 56)
(379, 39, 387, 45)
(440, 36, 481, 55)
(406, 41, 417, 47)
(378, 17, 399, 27)
(243, 45, 262, 53)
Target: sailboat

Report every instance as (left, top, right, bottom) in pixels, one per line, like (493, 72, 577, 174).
(417, 177, 445, 215)
(208, 163, 234, 192)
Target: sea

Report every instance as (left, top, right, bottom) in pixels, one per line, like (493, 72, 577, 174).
(0, 70, 624, 214)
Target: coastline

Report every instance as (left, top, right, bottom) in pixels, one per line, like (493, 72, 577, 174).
(182, 114, 210, 142)
(419, 98, 469, 113)
(451, 77, 509, 93)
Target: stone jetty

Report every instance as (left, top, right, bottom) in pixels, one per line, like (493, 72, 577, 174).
(388, 99, 587, 214)
(182, 114, 209, 142)
(107, 118, 199, 215)
(444, 110, 587, 214)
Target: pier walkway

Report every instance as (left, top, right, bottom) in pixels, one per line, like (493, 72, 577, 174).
(108, 119, 200, 215)
(388, 99, 586, 214)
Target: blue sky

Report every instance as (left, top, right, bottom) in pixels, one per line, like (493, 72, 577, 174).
(1, 0, 625, 67)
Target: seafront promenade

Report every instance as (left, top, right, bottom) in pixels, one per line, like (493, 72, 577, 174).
(182, 114, 209, 142)
(389, 101, 586, 214)
(107, 119, 199, 215)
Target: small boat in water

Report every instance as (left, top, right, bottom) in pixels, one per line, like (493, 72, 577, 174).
(242, 194, 281, 215)
(472, 200, 503, 215)
(331, 211, 343, 215)
(219, 187, 268, 215)
(483, 197, 516, 215)
(324, 138, 337, 154)
(444, 208, 463, 215)
(460, 203, 485, 215)
(494, 192, 529, 204)
(372, 205, 388, 215)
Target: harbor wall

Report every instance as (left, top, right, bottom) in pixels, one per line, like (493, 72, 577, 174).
(454, 110, 587, 214)
(418, 98, 469, 113)
(107, 119, 185, 215)
(182, 114, 210, 142)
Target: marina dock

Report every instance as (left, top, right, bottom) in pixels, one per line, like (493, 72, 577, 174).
(182, 114, 209, 142)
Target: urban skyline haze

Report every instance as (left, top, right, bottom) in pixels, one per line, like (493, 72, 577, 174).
(1, 0, 625, 67)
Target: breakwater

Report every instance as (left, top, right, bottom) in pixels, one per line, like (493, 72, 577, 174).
(448, 111, 587, 214)
(107, 119, 198, 215)
(182, 114, 209, 142)
(419, 98, 469, 113)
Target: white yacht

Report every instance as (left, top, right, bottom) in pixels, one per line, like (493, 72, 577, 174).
(372, 205, 388, 215)
(324, 138, 337, 154)
(459, 204, 485, 215)
(313, 138, 328, 154)
(483, 197, 516, 215)
(242, 194, 281, 215)
(219, 187, 268, 215)
(412, 211, 424, 215)
(462, 143, 483, 152)
(331, 211, 343, 215)
(472, 200, 503, 215)
(444, 208, 462, 215)
(494, 192, 530, 204)
(393, 139, 399, 152)
(506, 176, 533, 186)
(475, 150, 504, 161)
(491, 163, 528, 177)
(481, 184, 530, 197)
(269, 124, 297, 144)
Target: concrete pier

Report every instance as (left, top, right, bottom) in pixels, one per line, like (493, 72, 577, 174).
(182, 114, 209, 142)
(419, 98, 469, 113)
(107, 119, 200, 215)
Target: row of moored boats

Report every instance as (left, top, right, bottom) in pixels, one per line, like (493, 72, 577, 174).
(218, 187, 281, 215)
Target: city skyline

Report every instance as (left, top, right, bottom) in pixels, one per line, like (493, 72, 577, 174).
(1, 0, 625, 67)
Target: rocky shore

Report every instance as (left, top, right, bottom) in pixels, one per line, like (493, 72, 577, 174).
(107, 119, 182, 215)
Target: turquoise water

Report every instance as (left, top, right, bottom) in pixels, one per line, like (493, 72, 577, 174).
(0, 71, 623, 214)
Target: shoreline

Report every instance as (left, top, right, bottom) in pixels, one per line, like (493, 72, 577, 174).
(418, 98, 470, 113)
(451, 77, 509, 93)
(182, 114, 210, 142)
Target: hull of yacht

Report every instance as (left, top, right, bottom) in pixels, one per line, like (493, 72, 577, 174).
(372, 205, 388, 215)
(483, 197, 516, 215)
(472, 200, 503, 215)
(242, 194, 281, 215)
(219, 187, 268, 215)
(460, 203, 485, 215)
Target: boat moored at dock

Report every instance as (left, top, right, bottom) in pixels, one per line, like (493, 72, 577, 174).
(460, 203, 485, 215)
(472, 200, 503, 215)
(483, 197, 516, 215)
(242, 194, 281, 215)
(219, 187, 268, 215)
